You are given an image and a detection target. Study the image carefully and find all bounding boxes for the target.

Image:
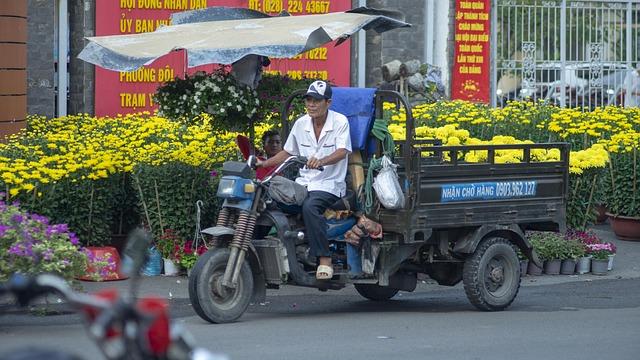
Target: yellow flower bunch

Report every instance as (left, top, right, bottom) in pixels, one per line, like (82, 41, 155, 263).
(386, 100, 640, 155)
(384, 110, 608, 174)
(0, 113, 244, 197)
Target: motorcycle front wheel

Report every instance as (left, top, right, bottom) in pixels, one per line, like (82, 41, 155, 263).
(189, 248, 254, 323)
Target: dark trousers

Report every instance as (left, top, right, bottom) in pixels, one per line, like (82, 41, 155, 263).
(302, 191, 338, 259)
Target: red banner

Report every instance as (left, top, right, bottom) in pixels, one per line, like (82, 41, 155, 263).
(95, 0, 351, 116)
(450, 0, 491, 103)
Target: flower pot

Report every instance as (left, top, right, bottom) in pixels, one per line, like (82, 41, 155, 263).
(543, 259, 561, 275)
(594, 204, 608, 224)
(607, 213, 640, 241)
(576, 256, 591, 274)
(527, 261, 543, 276)
(607, 254, 615, 271)
(519, 259, 529, 277)
(163, 258, 179, 276)
(591, 259, 609, 275)
(78, 246, 128, 281)
(560, 259, 576, 275)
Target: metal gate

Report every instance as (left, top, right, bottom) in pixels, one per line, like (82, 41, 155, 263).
(491, 0, 640, 108)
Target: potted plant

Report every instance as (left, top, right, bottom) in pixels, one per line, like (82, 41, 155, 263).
(527, 233, 545, 275)
(0, 201, 88, 283)
(604, 148, 640, 241)
(529, 232, 564, 275)
(156, 229, 183, 276)
(178, 242, 207, 276)
(586, 242, 615, 275)
(560, 239, 584, 275)
(566, 229, 601, 274)
(605, 241, 617, 271)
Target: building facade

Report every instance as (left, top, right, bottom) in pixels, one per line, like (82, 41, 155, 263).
(23, 0, 453, 118)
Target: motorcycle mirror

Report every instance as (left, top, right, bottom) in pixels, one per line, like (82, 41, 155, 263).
(247, 155, 257, 169)
(121, 228, 152, 277)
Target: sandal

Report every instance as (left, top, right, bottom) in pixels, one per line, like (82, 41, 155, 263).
(316, 264, 333, 280)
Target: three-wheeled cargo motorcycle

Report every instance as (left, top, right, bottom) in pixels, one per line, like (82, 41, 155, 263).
(188, 88, 568, 323)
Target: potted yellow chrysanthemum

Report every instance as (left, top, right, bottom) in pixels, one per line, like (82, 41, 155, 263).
(604, 146, 640, 241)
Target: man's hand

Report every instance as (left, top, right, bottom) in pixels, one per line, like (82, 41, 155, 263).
(306, 157, 324, 169)
(255, 158, 264, 168)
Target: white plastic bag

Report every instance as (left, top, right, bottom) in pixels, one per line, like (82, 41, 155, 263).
(372, 155, 405, 209)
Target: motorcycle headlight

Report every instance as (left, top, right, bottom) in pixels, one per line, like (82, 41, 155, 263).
(218, 178, 235, 195)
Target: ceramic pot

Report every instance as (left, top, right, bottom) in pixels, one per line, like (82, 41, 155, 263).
(576, 256, 591, 274)
(560, 259, 576, 275)
(519, 259, 529, 277)
(78, 246, 128, 281)
(163, 258, 179, 276)
(607, 254, 615, 271)
(527, 261, 543, 276)
(591, 259, 609, 275)
(543, 259, 561, 275)
(607, 213, 640, 241)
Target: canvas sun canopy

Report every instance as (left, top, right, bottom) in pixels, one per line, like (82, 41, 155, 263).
(78, 6, 410, 72)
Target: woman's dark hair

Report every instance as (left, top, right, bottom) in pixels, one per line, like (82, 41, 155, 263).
(261, 130, 280, 146)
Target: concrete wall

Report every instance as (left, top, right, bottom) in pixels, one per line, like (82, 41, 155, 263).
(362, 0, 452, 95)
(365, 0, 427, 86)
(68, 0, 94, 115)
(26, 0, 55, 118)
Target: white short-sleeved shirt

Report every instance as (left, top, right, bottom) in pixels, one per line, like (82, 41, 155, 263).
(284, 110, 352, 197)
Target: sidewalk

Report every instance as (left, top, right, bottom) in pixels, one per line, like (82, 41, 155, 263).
(77, 223, 640, 300)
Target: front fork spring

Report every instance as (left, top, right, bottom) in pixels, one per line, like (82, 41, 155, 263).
(223, 211, 257, 287)
(208, 207, 235, 248)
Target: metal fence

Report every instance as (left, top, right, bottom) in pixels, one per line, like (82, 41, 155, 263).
(491, 0, 640, 108)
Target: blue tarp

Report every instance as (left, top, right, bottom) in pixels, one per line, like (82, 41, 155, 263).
(330, 87, 376, 151)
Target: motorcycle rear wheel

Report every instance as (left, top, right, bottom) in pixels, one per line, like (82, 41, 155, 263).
(189, 248, 254, 323)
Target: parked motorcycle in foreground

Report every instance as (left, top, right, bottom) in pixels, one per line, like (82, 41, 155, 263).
(0, 229, 226, 360)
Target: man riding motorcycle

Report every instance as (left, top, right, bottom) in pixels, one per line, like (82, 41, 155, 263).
(256, 80, 352, 280)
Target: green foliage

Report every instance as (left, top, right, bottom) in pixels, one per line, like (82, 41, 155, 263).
(603, 149, 639, 218)
(566, 169, 606, 229)
(15, 175, 125, 246)
(565, 239, 586, 260)
(132, 162, 220, 243)
(0, 202, 87, 282)
(528, 231, 566, 261)
(255, 73, 310, 124)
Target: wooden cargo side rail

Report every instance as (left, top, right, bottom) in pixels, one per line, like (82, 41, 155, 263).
(380, 142, 570, 242)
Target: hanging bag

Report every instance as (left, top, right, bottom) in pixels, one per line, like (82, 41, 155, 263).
(372, 155, 405, 209)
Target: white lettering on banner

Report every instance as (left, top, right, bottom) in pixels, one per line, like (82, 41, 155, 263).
(441, 180, 537, 202)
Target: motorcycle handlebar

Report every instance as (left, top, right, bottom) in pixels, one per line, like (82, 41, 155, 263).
(3, 273, 111, 310)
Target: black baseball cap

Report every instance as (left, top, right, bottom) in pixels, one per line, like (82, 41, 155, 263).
(304, 80, 332, 100)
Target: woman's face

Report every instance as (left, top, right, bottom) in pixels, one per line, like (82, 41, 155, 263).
(263, 134, 282, 157)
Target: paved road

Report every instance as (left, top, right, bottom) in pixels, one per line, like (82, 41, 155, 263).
(2, 278, 639, 360)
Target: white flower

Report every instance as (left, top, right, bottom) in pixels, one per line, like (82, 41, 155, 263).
(237, 105, 242, 111)
(220, 108, 225, 113)
(227, 102, 232, 106)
